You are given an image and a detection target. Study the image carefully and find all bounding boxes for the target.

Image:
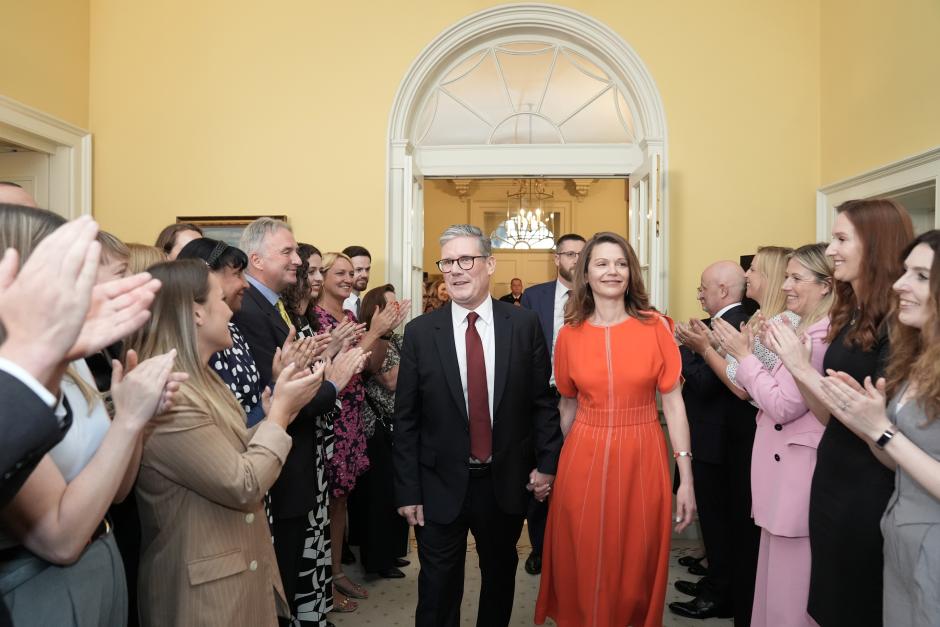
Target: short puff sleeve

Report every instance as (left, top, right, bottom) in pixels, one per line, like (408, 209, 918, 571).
(653, 314, 682, 394)
(553, 325, 577, 398)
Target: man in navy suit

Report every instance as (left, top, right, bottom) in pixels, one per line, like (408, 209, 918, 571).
(518, 232, 585, 575)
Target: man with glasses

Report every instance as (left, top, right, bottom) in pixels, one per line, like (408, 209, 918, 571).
(393, 224, 563, 627)
(517, 233, 585, 575)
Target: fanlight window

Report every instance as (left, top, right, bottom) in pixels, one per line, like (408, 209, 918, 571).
(416, 42, 636, 146)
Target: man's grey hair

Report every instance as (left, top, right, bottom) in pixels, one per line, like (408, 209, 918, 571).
(439, 224, 491, 256)
(240, 217, 292, 256)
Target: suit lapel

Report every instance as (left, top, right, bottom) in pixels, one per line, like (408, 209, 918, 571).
(492, 299, 512, 417)
(432, 305, 468, 422)
(246, 284, 289, 341)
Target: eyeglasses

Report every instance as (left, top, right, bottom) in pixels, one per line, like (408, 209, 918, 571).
(436, 255, 488, 273)
(556, 251, 580, 260)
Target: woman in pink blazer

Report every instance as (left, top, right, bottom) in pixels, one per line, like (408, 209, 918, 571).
(712, 243, 833, 627)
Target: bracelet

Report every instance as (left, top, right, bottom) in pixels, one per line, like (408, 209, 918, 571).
(673, 450, 692, 459)
(875, 427, 897, 450)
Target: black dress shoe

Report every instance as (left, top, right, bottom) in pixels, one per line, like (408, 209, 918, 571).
(687, 562, 709, 577)
(341, 543, 356, 565)
(394, 557, 410, 567)
(668, 596, 733, 620)
(674, 579, 701, 597)
(524, 552, 542, 575)
(677, 555, 704, 568)
(375, 567, 405, 579)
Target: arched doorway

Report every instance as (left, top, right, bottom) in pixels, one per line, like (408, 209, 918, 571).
(386, 4, 668, 312)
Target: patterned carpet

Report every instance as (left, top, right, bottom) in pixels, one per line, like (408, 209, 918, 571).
(329, 529, 732, 627)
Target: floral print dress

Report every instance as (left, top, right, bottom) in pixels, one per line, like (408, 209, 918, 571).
(313, 306, 369, 498)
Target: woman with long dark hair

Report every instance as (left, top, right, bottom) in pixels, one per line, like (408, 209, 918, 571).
(767, 198, 913, 626)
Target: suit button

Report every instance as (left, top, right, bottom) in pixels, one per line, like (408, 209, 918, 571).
(774, 424, 783, 431)
(249, 560, 258, 571)
(774, 454, 781, 462)
(245, 513, 255, 524)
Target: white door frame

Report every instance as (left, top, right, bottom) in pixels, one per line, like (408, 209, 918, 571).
(0, 94, 92, 218)
(386, 3, 670, 312)
(816, 146, 940, 239)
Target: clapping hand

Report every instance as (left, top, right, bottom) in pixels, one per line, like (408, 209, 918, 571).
(272, 326, 323, 378)
(326, 320, 365, 358)
(370, 299, 411, 336)
(675, 319, 713, 356)
(711, 318, 753, 361)
(112, 349, 186, 430)
(323, 346, 369, 391)
(269, 361, 326, 424)
(763, 318, 811, 371)
(818, 372, 892, 442)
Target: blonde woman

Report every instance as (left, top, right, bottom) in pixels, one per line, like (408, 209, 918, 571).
(127, 260, 325, 626)
(126, 243, 167, 275)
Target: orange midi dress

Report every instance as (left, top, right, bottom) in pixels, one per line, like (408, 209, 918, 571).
(535, 314, 681, 627)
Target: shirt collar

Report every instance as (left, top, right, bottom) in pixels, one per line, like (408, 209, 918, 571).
(554, 279, 571, 301)
(245, 273, 280, 305)
(452, 296, 494, 327)
(713, 302, 742, 320)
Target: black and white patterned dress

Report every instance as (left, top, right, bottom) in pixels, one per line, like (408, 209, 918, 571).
(291, 316, 335, 626)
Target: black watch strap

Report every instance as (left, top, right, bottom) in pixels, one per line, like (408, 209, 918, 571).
(875, 428, 896, 449)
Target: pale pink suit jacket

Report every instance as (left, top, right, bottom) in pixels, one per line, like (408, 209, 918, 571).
(734, 317, 830, 538)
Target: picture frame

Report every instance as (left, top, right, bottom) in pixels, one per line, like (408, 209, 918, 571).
(175, 215, 288, 248)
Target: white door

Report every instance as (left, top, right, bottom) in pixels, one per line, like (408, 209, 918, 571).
(628, 150, 664, 309)
(0, 150, 51, 209)
(405, 157, 425, 315)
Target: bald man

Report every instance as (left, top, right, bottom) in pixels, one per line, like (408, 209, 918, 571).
(0, 182, 38, 207)
(669, 261, 760, 624)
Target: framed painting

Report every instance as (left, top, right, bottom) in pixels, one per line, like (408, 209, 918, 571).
(175, 215, 288, 248)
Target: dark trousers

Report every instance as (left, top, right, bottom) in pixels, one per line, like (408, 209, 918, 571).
(693, 455, 760, 626)
(358, 426, 409, 572)
(414, 471, 525, 627)
(272, 515, 308, 619)
(525, 496, 548, 556)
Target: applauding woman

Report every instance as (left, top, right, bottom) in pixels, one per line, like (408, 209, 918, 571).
(127, 260, 324, 626)
(712, 243, 833, 626)
(817, 230, 940, 626)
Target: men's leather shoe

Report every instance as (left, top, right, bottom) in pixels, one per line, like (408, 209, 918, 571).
(668, 597, 733, 620)
(524, 552, 542, 575)
(677, 555, 704, 568)
(394, 557, 410, 567)
(674, 579, 701, 597)
(687, 562, 709, 577)
(375, 567, 405, 579)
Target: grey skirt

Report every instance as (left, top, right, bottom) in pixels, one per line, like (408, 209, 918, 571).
(0, 533, 127, 626)
(882, 506, 940, 627)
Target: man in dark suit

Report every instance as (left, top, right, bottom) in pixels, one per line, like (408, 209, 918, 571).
(394, 225, 563, 627)
(670, 261, 760, 624)
(497, 277, 524, 306)
(231, 217, 344, 622)
(517, 232, 585, 575)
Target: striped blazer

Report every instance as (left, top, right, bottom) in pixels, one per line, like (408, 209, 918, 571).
(136, 405, 292, 627)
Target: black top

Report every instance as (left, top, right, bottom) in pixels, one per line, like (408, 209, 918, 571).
(498, 293, 522, 306)
(808, 320, 895, 627)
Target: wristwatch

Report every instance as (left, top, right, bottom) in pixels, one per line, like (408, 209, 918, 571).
(875, 427, 897, 449)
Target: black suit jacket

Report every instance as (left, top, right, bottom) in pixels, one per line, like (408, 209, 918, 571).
(232, 283, 337, 519)
(0, 370, 66, 507)
(393, 299, 563, 525)
(680, 305, 757, 464)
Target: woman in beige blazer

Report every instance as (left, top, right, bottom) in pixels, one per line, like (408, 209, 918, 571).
(126, 260, 325, 626)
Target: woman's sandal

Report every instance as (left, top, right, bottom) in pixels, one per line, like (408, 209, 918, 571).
(331, 589, 358, 613)
(334, 573, 369, 599)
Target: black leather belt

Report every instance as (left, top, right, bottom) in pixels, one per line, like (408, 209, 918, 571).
(468, 463, 491, 476)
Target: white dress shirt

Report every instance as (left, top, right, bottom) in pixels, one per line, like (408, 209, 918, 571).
(451, 297, 496, 425)
(550, 280, 571, 386)
(343, 292, 361, 320)
(713, 302, 742, 321)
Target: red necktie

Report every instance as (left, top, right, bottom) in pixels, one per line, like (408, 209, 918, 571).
(465, 311, 492, 462)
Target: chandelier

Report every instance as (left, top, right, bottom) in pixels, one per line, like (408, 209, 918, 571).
(490, 179, 557, 250)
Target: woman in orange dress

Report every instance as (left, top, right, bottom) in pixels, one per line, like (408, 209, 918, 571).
(535, 232, 696, 627)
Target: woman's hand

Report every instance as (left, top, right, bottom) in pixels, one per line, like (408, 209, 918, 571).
(269, 362, 325, 425)
(323, 346, 369, 391)
(369, 300, 411, 337)
(112, 349, 183, 430)
(674, 481, 696, 533)
(763, 318, 811, 372)
(819, 373, 892, 442)
(272, 326, 322, 378)
(327, 321, 365, 357)
(711, 318, 753, 361)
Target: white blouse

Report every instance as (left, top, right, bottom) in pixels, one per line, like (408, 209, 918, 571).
(49, 359, 111, 482)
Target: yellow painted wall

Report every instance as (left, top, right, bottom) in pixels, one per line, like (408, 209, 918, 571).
(820, 0, 940, 184)
(1, 0, 89, 127)
(86, 0, 822, 321)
